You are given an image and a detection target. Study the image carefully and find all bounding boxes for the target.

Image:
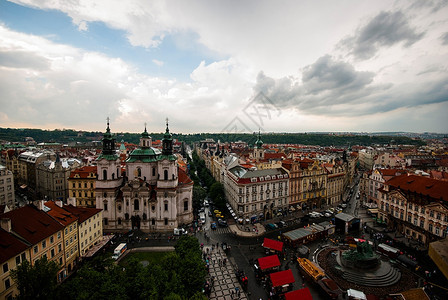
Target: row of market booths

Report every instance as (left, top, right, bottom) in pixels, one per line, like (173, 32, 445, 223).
(252, 238, 313, 299)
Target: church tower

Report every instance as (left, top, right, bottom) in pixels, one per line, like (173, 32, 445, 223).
(254, 130, 265, 161)
(96, 118, 123, 230)
(140, 123, 152, 148)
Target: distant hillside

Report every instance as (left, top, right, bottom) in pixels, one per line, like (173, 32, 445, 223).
(0, 127, 425, 147)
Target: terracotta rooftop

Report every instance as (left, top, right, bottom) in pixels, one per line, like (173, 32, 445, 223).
(45, 201, 78, 226)
(69, 165, 97, 179)
(1, 205, 64, 245)
(63, 205, 102, 224)
(178, 167, 193, 186)
(386, 174, 448, 201)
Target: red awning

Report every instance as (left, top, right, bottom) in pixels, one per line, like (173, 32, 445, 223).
(263, 238, 284, 252)
(270, 269, 295, 287)
(258, 255, 281, 270)
(284, 288, 313, 300)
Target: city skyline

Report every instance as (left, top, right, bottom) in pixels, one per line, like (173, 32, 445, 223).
(1, 0, 448, 134)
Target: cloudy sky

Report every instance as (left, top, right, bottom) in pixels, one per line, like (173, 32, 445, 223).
(0, 0, 447, 134)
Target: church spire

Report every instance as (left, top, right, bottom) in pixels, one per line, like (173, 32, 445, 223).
(162, 118, 173, 155)
(102, 117, 116, 155)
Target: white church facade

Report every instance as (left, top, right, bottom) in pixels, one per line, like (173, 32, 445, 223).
(96, 120, 194, 232)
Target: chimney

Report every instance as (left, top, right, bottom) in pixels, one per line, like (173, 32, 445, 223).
(0, 218, 12, 232)
(33, 200, 45, 211)
(55, 200, 63, 207)
(67, 197, 77, 207)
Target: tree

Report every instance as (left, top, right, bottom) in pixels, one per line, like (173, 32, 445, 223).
(11, 257, 59, 300)
(192, 185, 206, 211)
(210, 182, 225, 210)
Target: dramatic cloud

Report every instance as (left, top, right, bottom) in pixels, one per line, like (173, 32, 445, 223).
(340, 11, 425, 60)
(252, 55, 448, 118)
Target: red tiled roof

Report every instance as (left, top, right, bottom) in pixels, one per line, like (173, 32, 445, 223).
(63, 205, 102, 224)
(270, 269, 295, 287)
(258, 255, 280, 270)
(386, 174, 448, 201)
(45, 201, 78, 226)
(178, 167, 193, 186)
(1, 205, 64, 245)
(263, 238, 284, 252)
(69, 166, 97, 179)
(0, 228, 29, 264)
(265, 153, 286, 160)
(284, 288, 313, 300)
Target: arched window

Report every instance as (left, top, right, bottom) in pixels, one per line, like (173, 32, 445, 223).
(137, 168, 142, 177)
(103, 170, 107, 180)
(117, 218, 122, 225)
(112, 173, 115, 179)
(134, 199, 139, 210)
(164, 170, 168, 180)
(151, 218, 155, 225)
(152, 167, 156, 176)
(125, 213, 129, 220)
(117, 168, 119, 178)
(142, 213, 147, 220)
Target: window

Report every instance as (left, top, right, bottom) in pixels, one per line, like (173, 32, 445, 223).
(118, 218, 122, 225)
(34, 246, 38, 253)
(58, 244, 62, 252)
(152, 218, 155, 225)
(184, 200, 188, 211)
(104, 218, 108, 225)
(50, 236, 54, 244)
(164, 170, 168, 180)
(164, 218, 168, 225)
(51, 249, 55, 258)
(42, 241, 46, 248)
(104, 203, 108, 211)
(15, 256, 20, 266)
(134, 199, 139, 210)
(435, 227, 440, 235)
(164, 202, 168, 211)
(103, 170, 107, 180)
(430, 210, 434, 217)
(437, 213, 441, 220)
(4, 278, 10, 289)
(429, 223, 433, 232)
(420, 219, 424, 228)
(152, 168, 156, 176)
(3, 263, 9, 273)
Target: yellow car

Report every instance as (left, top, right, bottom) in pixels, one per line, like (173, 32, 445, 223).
(214, 209, 221, 214)
(215, 213, 223, 218)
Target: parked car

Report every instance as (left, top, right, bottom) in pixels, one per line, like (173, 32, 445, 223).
(218, 219, 228, 227)
(324, 212, 332, 218)
(211, 222, 217, 230)
(173, 228, 187, 235)
(265, 223, 277, 230)
(208, 210, 212, 217)
(341, 203, 347, 208)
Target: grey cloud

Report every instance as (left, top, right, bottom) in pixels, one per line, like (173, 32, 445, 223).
(440, 32, 448, 45)
(0, 50, 49, 70)
(341, 11, 425, 60)
(252, 55, 448, 117)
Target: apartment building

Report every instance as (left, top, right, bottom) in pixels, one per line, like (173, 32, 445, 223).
(68, 166, 97, 207)
(378, 174, 448, 245)
(0, 166, 14, 210)
(225, 166, 289, 221)
(0, 228, 29, 300)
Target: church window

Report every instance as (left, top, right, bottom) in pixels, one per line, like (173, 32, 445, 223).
(151, 205, 155, 211)
(112, 173, 115, 179)
(125, 213, 129, 220)
(103, 170, 107, 180)
(164, 218, 168, 225)
(152, 168, 156, 176)
(104, 218, 108, 225)
(164, 170, 168, 180)
(117, 218, 121, 225)
(137, 168, 141, 177)
(134, 199, 139, 210)
(118, 205, 121, 212)
(164, 201, 168, 211)
(103, 203, 108, 211)
(151, 219, 155, 225)
(184, 200, 188, 211)
(143, 213, 147, 220)
(117, 168, 119, 177)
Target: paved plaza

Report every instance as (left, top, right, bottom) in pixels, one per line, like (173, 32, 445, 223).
(203, 245, 248, 300)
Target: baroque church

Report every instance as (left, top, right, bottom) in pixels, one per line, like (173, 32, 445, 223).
(95, 119, 194, 232)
